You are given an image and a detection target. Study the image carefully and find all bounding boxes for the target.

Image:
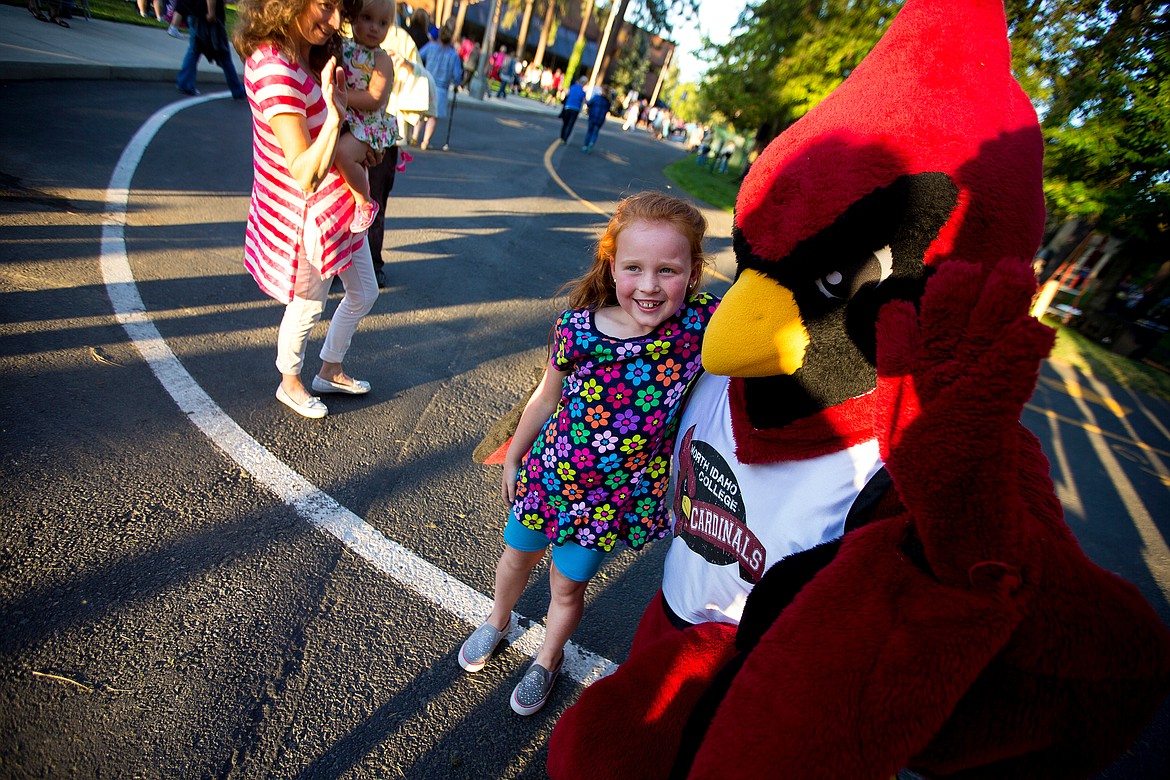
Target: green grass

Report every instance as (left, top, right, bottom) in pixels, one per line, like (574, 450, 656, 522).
(7, 0, 238, 30)
(1045, 318, 1170, 402)
(664, 156, 743, 213)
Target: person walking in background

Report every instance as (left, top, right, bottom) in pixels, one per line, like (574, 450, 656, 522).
(558, 75, 586, 144)
(494, 47, 516, 99)
(461, 39, 480, 92)
(137, 0, 165, 21)
(716, 139, 737, 173)
(549, 68, 563, 102)
(416, 24, 462, 150)
(233, 0, 379, 419)
(622, 97, 640, 131)
(166, 0, 189, 39)
(177, 0, 244, 99)
(333, 0, 399, 233)
(404, 5, 429, 51)
(581, 86, 613, 152)
(694, 127, 712, 165)
(457, 191, 719, 716)
(27, 0, 73, 26)
(539, 66, 553, 100)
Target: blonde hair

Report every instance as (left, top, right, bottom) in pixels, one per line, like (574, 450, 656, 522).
(565, 191, 709, 311)
(347, 0, 394, 21)
(233, 0, 342, 67)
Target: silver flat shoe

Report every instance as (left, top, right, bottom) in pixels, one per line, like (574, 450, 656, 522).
(311, 375, 371, 395)
(276, 385, 328, 418)
(459, 621, 509, 672)
(510, 654, 563, 716)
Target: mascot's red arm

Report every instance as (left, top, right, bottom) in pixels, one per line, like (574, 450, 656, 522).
(688, 259, 1045, 779)
(547, 605, 737, 780)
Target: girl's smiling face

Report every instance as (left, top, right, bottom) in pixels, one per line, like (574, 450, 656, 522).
(294, 0, 342, 49)
(351, 1, 392, 49)
(608, 219, 697, 336)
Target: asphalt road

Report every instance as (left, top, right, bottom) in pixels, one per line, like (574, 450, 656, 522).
(1, 78, 1168, 779)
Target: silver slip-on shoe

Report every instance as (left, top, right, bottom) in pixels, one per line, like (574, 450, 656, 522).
(458, 621, 508, 672)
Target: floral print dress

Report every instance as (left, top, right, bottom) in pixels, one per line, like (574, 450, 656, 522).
(512, 293, 719, 552)
(341, 39, 401, 151)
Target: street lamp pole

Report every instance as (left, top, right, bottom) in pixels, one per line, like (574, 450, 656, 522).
(469, 0, 502, 100)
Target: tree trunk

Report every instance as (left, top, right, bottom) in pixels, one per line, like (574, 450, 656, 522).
(566, 0, 596, 83)
(596, 0, 630, 84)
(533, 0, 556, 68)
(516, 0, 536, 61)
(453, 0, 470, 40)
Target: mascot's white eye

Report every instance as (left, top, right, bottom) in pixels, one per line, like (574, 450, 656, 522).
(815, 245, 894, 299)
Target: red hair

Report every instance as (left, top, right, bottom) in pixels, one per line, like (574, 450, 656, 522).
(565, 191, 710, 311)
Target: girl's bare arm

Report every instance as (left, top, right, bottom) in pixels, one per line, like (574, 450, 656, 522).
(501, 362, 567, 503)
(346, 50, 393, 112)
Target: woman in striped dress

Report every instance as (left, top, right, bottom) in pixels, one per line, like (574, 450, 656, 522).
(233, 0, 380, 419)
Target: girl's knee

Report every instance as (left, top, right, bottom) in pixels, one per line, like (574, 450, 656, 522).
(549, 562, 590, 598)
(501, 544, 544, 572)
(337, 132, 364, 159)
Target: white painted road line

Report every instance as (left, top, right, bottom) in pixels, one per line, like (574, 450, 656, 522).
(99, 93, 618, 687)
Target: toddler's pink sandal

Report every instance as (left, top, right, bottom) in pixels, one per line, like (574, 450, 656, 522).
(350, 201, 380, 233)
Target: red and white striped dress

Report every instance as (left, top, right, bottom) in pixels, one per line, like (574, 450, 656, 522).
(243, 45, 361, 303)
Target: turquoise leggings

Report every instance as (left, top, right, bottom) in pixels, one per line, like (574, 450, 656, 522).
(503, 512, 608, 583)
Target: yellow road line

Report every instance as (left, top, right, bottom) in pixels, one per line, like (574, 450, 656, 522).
(543, 140, 608, 216)
(1025, 404, 1170, 459)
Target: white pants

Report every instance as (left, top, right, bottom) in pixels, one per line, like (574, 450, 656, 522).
(275, 222, 378, 377)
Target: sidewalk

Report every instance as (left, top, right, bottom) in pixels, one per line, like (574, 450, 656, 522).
(0, 5, 555, 116)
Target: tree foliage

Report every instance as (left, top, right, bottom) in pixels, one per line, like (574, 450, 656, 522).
(697, 0, 1168, 263)
(610, 27, 651, 92)
(624, 0, 700, 33)
(699, 0, 900, 138)
(1008, 0, 1168, 252)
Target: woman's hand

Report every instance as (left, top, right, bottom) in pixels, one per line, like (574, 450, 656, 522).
(320, 56, 347, 119)
(363, 148, 384, 168)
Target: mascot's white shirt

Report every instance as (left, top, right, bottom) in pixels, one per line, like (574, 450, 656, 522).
(663, 373, 884, 626)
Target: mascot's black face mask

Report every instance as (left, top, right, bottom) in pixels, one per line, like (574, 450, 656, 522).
(724, 172, 959, 430)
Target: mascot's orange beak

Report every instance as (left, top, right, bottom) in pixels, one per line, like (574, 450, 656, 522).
(702, 269, 810, 377)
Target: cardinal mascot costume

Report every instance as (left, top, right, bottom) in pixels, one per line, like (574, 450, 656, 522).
(545, 0, 1170, 777)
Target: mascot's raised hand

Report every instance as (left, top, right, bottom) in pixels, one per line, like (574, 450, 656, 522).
(875, 257, 1056, 590)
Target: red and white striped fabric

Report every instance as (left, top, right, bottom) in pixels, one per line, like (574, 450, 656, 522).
(243, 45, 360, 304)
